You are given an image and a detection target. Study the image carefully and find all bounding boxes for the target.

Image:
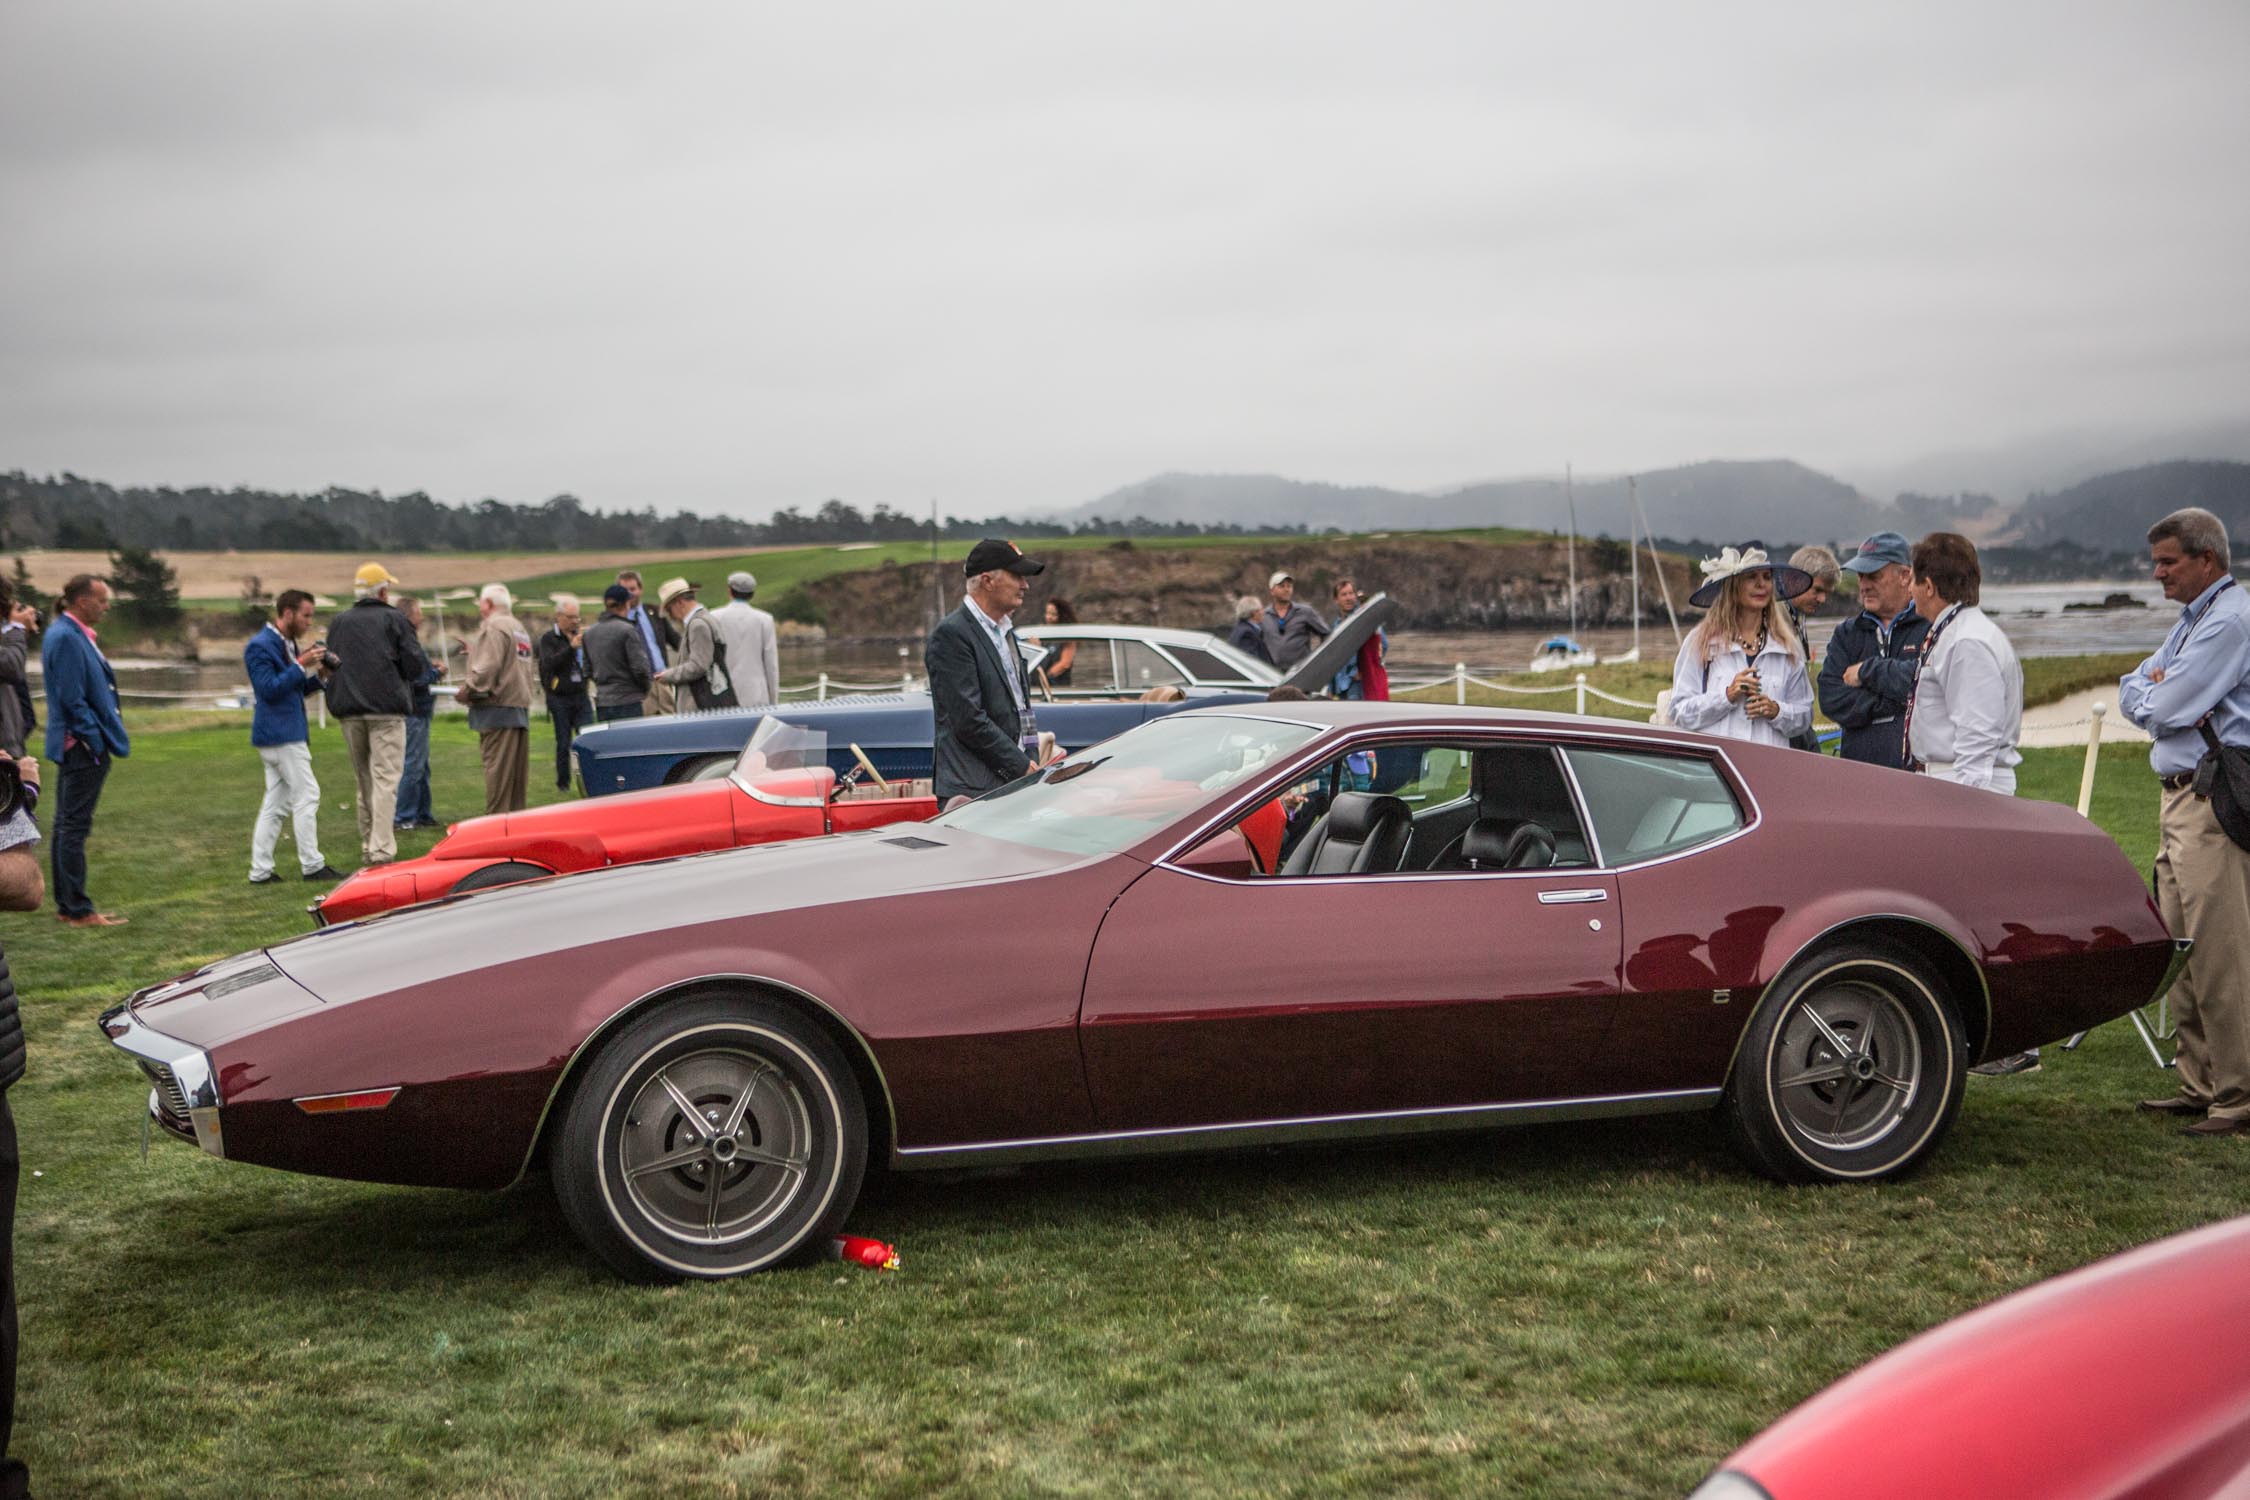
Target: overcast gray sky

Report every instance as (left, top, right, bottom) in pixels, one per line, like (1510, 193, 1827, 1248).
(4, 1, 2245, 520)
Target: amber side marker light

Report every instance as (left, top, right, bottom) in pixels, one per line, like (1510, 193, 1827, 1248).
(294, 1087, 402, 1114)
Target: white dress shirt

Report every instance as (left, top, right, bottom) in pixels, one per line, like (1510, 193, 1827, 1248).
(966, 596, 1026, 712)
(1909, 604, 2023, 792)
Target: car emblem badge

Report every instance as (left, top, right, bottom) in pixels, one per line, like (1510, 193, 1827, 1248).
(1712, 989, 1733, 1005)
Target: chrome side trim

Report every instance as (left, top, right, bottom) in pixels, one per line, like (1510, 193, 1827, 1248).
(891, 1087, 1722, 1169)
(2152, 937, 2194, 1004)
(1721, 913, 1994, 1078)
(1537, 889, 1609, 905)
(1553, 746, 1607, 868)
(506, 971, 899, 1188)
(98, 1003, 225, 1158)
(730, 767, 823, 807)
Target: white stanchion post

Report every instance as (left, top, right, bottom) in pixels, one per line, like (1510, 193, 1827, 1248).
(1455, 663, 1467, 706)
(902, 672, 912, 693)
(2077, 702, 2107, 818)
(1575, 673, 1587, 716)
(818, 672, 830, 701)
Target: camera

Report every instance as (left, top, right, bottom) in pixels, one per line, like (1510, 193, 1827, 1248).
(0, 758, 34, 821)
(312, 639, 342, 670)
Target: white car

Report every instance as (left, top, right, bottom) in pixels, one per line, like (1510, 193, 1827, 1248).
(1018, 623, 1282, 697)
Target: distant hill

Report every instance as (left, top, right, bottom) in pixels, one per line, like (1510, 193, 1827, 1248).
(1852, 417, 2250, 508)
(2012, 461, 2250, 552)
(1062, 459, 1882, 547)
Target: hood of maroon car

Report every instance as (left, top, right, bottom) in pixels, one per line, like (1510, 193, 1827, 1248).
(262, 825, 1094, 1008)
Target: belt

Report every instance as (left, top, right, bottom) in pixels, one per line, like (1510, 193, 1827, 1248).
(2161, 771, 2198, 793)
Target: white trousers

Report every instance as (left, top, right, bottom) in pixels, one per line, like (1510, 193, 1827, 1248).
(251, 740, 325, 877)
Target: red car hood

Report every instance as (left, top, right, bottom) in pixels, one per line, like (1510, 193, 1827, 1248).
(1721, 1214, 2250, 1500)
(430, 778, 737, 864)
(262, 825, 1093, 1008)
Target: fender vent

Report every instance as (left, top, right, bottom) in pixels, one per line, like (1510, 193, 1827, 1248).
(205, 961, 280, 1000)
(881, 836, 946, 850)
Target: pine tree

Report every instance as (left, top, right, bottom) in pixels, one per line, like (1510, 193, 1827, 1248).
(107, 545, 185, 631)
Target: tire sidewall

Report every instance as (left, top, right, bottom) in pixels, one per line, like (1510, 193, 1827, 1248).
(557, 997, 865, 1280)
(1733, 946, 1965, 1183)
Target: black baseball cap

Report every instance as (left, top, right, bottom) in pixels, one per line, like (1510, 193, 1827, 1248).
(963, 538, 1045, 578)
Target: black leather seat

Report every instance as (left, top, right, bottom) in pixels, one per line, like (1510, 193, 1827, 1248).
(1280, 792, 1412, 876)
(1459, 816, 1555, 870)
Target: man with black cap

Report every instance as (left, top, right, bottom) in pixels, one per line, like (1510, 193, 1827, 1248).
(927, 539, 1047, 807)
(585, 584, 655, 723)
(1817, 531, 1931, 768)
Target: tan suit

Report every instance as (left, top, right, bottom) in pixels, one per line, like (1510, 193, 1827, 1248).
(458, 609, 536, 814)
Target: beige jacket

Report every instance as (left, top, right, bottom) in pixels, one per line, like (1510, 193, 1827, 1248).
(457, 610, 535, 709)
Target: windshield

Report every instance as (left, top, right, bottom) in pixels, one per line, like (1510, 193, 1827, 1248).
(932, 713, 1320, 857)
(730, 718, 833, 806)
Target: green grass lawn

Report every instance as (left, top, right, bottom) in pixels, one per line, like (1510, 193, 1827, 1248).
(8, 689, 2243, 1497)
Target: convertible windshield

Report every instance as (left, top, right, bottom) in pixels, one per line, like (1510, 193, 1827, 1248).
(730, 719, 832, 806)
(933, 713, 1320, 857)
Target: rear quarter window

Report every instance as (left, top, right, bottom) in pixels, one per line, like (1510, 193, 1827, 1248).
(1564, 747, 1744, 864)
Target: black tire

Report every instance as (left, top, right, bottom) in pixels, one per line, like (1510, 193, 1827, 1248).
(449, 861, 552, 895)
(1723, 942, 1966, 1184)
(670, 755, 735, 785)
(551, 994, 866, 1281)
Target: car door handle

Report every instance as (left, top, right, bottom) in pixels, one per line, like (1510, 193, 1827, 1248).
(1536, 888, 1609, 905)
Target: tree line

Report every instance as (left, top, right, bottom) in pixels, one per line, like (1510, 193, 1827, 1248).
(0, 471, 1305, 555)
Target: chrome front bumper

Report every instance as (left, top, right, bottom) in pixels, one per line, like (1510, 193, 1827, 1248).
(98, 1003, 225, 1159)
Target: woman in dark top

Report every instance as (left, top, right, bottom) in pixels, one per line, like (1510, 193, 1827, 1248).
(1034, 597, 1078, 687)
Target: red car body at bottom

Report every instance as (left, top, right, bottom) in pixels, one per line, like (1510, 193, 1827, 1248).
(1695, 1214, 2250, 1500)
(311, 768, 939, 924)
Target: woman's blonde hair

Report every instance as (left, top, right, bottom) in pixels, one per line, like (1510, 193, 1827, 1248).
(1687, 570, 1801, 663)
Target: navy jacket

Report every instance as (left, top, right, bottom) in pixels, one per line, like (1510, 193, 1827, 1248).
(244, 625, 323, 747)
(1816, 604, 1931, 767)
(42, 612, 130, 762)
(926, 601, 1031, 803)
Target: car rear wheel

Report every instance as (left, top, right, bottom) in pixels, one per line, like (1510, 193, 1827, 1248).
(449, 861, 551, 895)
(552, 995, 866, 1281)
(672, 756, 735, 784)
(1723, 943, 1965, 1184)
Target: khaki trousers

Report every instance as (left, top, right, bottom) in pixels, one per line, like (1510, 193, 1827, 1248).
(643, 677, 677, 716)
(2156, 785, 2250, 1122)
(340, 715, 406, 864)
(479, 727, 530, 816)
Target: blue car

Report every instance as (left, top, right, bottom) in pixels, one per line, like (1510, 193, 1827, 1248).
(573, 597, 1395, 795)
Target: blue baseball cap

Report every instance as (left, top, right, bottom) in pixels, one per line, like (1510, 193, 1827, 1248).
(1842, 531, 1911, 574)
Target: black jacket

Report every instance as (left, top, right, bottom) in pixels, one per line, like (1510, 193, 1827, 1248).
(926, 601, 1031, 803)
(321, 597, 429, 718)
(536, 626, 589, 702)
(1816, 604, 1931, 767)
(0, 945, 21, 1089)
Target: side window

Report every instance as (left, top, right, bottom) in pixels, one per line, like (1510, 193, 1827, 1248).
(1117, 641, 1188, 692)
(1029, 636, 1119, 693)
(1564, 748, 1744, 864)
(1166, 644, 1260, 685)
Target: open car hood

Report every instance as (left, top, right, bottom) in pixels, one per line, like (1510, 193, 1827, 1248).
(1281, 591, 1397, 694)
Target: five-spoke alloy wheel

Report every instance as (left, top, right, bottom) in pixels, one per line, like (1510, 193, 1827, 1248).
(554, 994, 866, 1280)
(1724, 943, 1966, 1183)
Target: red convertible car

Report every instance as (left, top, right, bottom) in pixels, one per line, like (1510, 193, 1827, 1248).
(1692, 1213, 2250, 1500)
(312, 724, 938, 925)
(103, 703, 2185, 1281)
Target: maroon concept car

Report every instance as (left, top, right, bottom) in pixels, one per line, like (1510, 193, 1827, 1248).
(102, 704, 2186, 1281)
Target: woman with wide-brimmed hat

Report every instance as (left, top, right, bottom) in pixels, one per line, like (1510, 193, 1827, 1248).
(1667, 544, 1814, 747)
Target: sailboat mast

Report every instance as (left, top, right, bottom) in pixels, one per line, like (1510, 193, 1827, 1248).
(1631, 475, 1683, 646)
(1564, 463, 1579, 640)
(1628, 474, 1641, 659)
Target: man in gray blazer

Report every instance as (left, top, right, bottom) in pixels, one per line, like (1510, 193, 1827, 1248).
(926, 539, 1046, 806)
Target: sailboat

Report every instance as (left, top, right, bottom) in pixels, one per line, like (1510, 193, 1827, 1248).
(1529, 465, 1598, 672)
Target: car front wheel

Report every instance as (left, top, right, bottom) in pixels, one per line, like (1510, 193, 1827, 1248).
(552, 995, 866, 1281)
(1724, 943, 1965, 1184)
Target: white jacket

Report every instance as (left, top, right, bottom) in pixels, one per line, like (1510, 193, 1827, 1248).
(1669, 633, 1813, 748)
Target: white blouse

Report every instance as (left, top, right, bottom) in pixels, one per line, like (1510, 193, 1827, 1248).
(1669, 632, 1814, 748)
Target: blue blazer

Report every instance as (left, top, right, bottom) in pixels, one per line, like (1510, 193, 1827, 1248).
(244, 625, 323, 747)
(42, 613, 130, 762)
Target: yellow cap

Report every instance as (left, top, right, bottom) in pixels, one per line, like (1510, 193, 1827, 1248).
(354, 562, 400, 588)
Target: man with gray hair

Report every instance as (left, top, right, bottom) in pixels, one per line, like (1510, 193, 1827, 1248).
(926, 538, 1048, 806)
(2121, 506, 2250, 1136)
(535, 594, 591, 792)
(455, 583, 535, 815)
(710, 570, 780, 707)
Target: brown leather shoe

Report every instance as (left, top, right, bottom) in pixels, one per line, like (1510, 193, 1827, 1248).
(2182, 1115, 2249, 1137)
(57, 911, 129, 927)
(2138, 1095, 2207, 1115)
